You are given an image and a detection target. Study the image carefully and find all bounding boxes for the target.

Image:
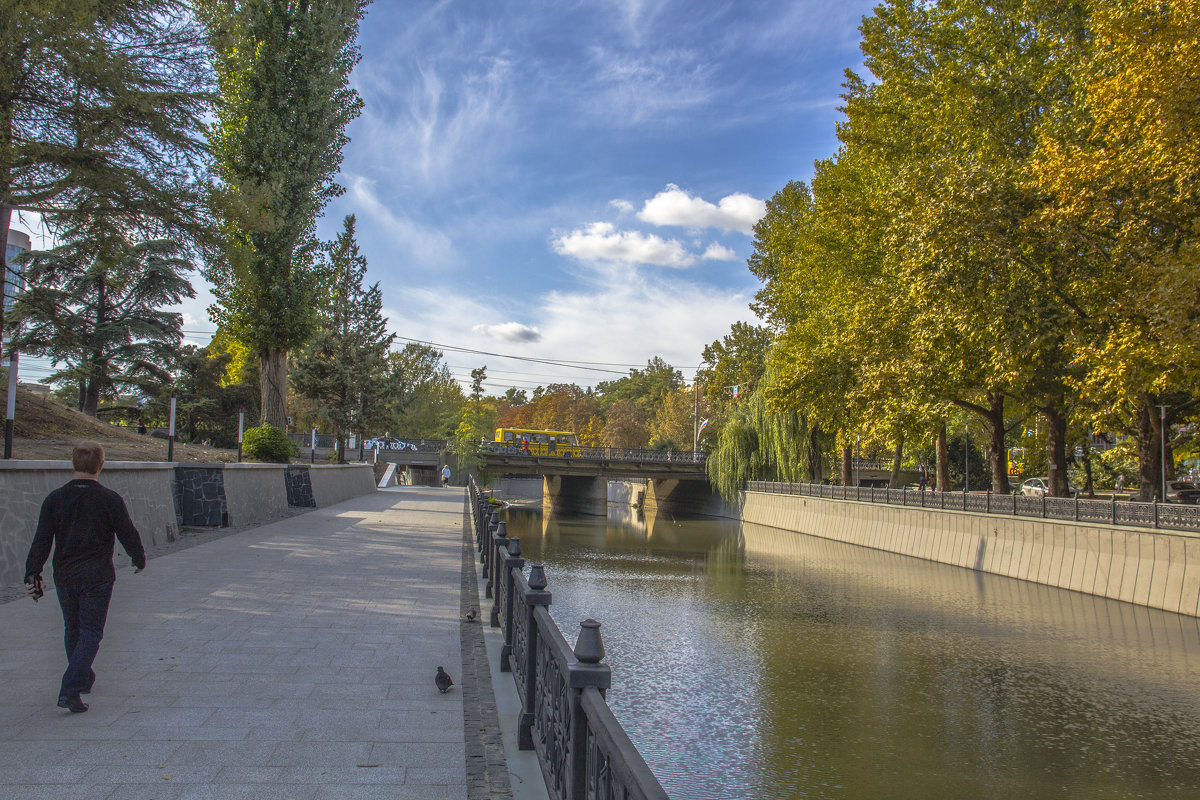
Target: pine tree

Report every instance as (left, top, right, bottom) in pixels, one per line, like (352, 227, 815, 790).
(0, 0, 209, 338)
(292, 215, 393, 462)
(10, 219, 195, 416)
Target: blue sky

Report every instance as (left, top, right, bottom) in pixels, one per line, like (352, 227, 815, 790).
(15, 0, 878, 395)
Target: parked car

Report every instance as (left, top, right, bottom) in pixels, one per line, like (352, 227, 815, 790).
(1176, 488, 1200, 505)
(1020, 477, 1050, 497)
(1021, 477, 1080, 497)
(1166, 481, 1197, 503)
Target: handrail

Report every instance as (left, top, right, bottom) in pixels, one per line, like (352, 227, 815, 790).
(467, 477, 670, 800)
(481, 442, 705, 465)
(744, 481, 1200, 532)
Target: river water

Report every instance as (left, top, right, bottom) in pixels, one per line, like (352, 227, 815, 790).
(500, 504, 1200, 800)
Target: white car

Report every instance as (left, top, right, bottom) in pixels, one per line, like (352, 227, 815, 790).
(1021, 477, 1081, 497)
(1021, 477, 1050, 497)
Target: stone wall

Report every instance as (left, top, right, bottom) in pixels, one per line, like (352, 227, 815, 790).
(740, 489, 1200, 618)
(309, 464, 375, 507)
(0, 461, 378, 587)
(0, 462, 179, 586)
(223, 464, 291, 527)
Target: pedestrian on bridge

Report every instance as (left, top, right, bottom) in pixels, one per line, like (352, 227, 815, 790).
(23, 442, 146, 713)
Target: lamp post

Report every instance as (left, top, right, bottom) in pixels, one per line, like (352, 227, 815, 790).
(964, 423, 969, 493)
(1159, 405, 1168, 501)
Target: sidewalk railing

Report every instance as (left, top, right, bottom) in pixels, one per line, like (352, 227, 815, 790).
(468, 478, 669, 800)
(745, 481, 1200, 532)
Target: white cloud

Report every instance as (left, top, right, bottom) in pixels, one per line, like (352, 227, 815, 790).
(637, 184, 766, 234)
(472, 322, 543, 343)
(345, 174, 456, 268)
(702, 243, 737, 261)
(552, 222, 695, 268)
(610, 199, 635, 214)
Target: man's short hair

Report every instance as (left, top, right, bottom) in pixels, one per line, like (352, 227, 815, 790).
(72, 441, 105, 474)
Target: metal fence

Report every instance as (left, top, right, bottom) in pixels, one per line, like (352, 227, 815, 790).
(482, 443, 705, 465)
(745, 481, 1200, 532)
(468, 479, 669, 800)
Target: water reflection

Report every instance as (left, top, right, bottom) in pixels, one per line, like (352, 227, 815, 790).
(501, 506, 1200, 800)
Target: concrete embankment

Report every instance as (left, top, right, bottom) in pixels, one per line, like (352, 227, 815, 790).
(739, 489, 1200, 618)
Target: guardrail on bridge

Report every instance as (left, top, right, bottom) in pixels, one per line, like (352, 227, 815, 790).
(467, 479, 669, 800)
(481, 443, 705, 464)
(746, 481, 1200, 532)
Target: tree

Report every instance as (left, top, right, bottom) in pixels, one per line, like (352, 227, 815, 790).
(11, 232, 193, 415)
(0, 0, 209, 339)
(292, 215, 393, 462)
(1033, 0, 1200, 499)
(385, 343, 463, 438)
(698, 322, 771, 429)
(199, 0, 368, 429)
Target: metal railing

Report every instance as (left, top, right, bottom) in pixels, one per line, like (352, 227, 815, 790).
(468, 479, 669, 800)
(482, 443, 705, 465)
(745, 481, 1200, 532)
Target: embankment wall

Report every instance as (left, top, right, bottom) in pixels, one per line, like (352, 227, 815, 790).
(740, 490, 1200, 617)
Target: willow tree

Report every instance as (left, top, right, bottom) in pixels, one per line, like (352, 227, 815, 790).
(199, 0, 367, 429)
(707, 389, 812, 504)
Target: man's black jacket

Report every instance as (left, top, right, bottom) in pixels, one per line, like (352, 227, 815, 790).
(24, 479, 147, 587)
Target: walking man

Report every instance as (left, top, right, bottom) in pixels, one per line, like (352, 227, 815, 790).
(441, 464, 451, 488)
(24, 442, 146, 713)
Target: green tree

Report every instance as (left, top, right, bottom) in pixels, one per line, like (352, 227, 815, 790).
(11, 233, 194, 415)
(199, 0, 368, 430)
(292, 215, 393, 462)
(385, 343, 464, 438)
(0, 0, 209, 339)
(1033, 0, 1200, 499)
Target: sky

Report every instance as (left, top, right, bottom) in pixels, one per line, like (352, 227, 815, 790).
(12, 0, 878, 396)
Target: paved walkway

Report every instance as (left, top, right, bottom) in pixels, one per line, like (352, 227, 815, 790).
(0, 486, 530, 800)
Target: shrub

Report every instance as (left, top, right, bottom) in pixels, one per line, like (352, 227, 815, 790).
(242, 424, 297, 463)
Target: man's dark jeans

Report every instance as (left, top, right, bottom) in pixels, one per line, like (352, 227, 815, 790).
(55, 582, 113, 700)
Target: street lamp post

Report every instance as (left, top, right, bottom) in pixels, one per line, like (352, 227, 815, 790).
(964, 424, 969, 493)
(1159, 405, 1168, 501)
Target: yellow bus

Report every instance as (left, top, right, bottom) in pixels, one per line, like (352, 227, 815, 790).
(494, 428, 581, 457)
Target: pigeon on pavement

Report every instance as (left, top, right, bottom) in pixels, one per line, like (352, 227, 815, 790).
(435, 666, 454, 693)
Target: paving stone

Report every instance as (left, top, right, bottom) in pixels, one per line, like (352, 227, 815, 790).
(0, 487, 532, 799)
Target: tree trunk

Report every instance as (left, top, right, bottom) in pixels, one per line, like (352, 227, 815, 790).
(890, 436, 904, 488)
(1043, 397, 1069, 497)
(981, 390, 1009, 494)
(1081, 438, 1095, 498)
(260, 348, 288, 430)
(808, 424, 823, 483)
(1136, 393, 1161, 501)
(841, 443, 853, 486)
(82, 375, 102, 417)
(336, 434, 345, 464)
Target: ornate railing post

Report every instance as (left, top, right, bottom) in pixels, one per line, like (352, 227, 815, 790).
(519, 564, 551, 750)
(500, 538, 525, 670)
(487, 519, 507, 603)
(568, 619, 612, 800)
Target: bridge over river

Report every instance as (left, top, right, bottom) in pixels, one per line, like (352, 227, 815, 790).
(479, 445, 712, 515)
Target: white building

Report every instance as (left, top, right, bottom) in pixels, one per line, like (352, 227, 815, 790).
(3, 228, 30, 366)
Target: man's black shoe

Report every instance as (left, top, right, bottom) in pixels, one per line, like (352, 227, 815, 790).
(57, 696, 88, 713)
